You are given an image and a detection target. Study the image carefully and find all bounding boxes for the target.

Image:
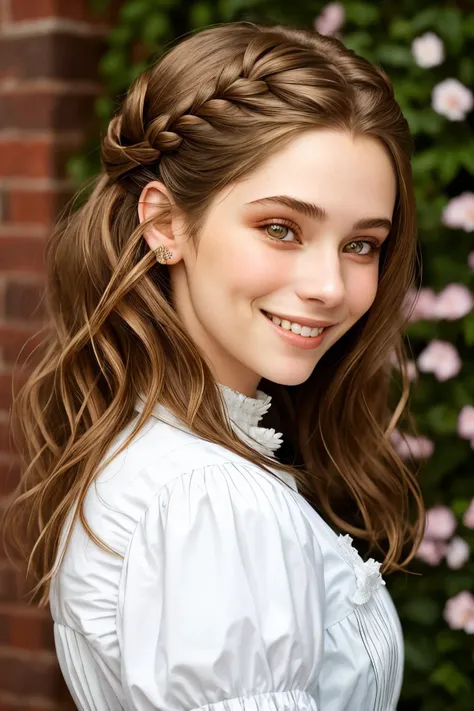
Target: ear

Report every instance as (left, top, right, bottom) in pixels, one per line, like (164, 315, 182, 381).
(138, 180, 183, 263)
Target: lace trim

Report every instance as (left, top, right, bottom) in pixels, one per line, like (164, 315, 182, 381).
(337, 534, 386, 605)
(219, 385, 284, 458)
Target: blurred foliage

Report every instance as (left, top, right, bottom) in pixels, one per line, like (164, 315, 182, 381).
(77, 0, 474, 708)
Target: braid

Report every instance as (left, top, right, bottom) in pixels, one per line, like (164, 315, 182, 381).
(101, 36, 298, 183)
(101, 26, 394, 185)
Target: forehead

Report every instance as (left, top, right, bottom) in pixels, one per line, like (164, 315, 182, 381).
(227, 130, 397, 220)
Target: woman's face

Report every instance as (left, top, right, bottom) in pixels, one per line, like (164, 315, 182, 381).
(140, 129, 397, 397)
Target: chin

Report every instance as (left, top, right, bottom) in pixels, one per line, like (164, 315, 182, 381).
(259, 368, 316, 388)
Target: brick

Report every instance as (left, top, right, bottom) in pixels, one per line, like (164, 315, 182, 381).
(0, 237, 46, 276)
(0, 416, 11, 454)
(4, 279, 46, 320)
(0, 139, 51, 179)
(0, 324, 45, 366)
(0, 89, 100, 131)
(0, 33, 106, 82)
(0, 132, 88, 181)
(10, 0, 121, 24)
(4, 187, 73, 225)
(0, 648, 63, 698)
(0, 561, 40, 605)
(0, 283, 4, 323)
(0, 137, 82, 180)
(0, 459, 20, 497)
(0, 697, 75, 711)
(0, 605, 55, 651)
(0, 563, 19, 603)
(0, 368, 29, 413)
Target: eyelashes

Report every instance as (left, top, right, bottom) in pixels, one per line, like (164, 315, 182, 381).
(256, 218, 383, 256)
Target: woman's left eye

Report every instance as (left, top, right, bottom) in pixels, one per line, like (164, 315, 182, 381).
(345, 239, 382, 256)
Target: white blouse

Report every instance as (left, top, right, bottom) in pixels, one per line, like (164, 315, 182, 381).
(49, 384, 404, 711)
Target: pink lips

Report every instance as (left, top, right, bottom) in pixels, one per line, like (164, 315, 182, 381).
(262, 311, 331, 350)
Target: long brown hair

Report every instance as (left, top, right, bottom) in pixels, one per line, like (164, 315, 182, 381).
(2, 21, 425, 608)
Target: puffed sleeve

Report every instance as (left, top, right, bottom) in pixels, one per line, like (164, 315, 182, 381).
(117, 460, 325, 711)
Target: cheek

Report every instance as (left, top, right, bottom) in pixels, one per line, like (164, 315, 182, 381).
(348, 268, 380, 316)
(206, 236, 280, 296)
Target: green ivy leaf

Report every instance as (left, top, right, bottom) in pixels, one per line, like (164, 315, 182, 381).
(344, 2, 379, 27)
(390, 18, 413, 41)
(402, 597, 441, 625)
(430, 661, 471, 695)
(411, 8, 440, 33)
(422, 440, 469, 484)
(90, 0, 110, 12)
(435, 8, 464, 54)
(99, 49, 128, 79)
(464, 313, 474, 346)
(438, 150, 463, 184)
(458, 57, 474, 86)
(141, 13, 171, 48)
(119, 0, 152, 23)
(109, 26, 134, 47)
(217, 0, 263, 21)
(412, 149, 440, 180)
(460, 141, 474, 173)
(95, 95, 115, 120)
(435, 629, 463, 653)
(404, 637, 437, 671)
(342, 30, 373, 55)
(465, 15, 474, 38)
(424, 405, 459, 435)
(445, 574, 474, 598)
(451, 498, 471, 517)
(376, 44, 413, 67)
(189, 1, 215, 27)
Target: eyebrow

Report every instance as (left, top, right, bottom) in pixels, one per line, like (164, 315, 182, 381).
(244, 195, 392, 232)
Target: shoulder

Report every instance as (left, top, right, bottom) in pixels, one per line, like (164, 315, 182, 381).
(82, 408, 297, 557)
(118, 459, 326, 619)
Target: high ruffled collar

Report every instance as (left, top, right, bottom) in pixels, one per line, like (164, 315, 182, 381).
(218, 384, 284, 460)
(134, 384, 296, 491)
(134, 384, 284, 460)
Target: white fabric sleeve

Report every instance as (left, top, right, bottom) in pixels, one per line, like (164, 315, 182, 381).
(117, 461, 325, 711)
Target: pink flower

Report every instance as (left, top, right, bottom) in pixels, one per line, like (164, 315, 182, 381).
(442, 192, 474, 232)
(415, 538, 447, 565)
(415, 506, 457, 566)
(416, 340, 462, 381)
(314, 2, 345, 36)
(468, 251, 474, 272)
(405, 287, 438, 321)
(390, 430, 435, 460)
(432, 78, 474, 121)
(463, 499, 474, 529)
(405, 360, 418, 381)
(444, 591, 474, 633)
(457, 406, 474, 448)
(389, 352, 418, 380)
(411, 32, 444, 68)
(425, 505, 457, 540)
(434, 284, 473, 320)
(445, 537, 470, 569)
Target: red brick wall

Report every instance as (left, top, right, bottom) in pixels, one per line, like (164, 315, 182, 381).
(0, 1, 118, 708)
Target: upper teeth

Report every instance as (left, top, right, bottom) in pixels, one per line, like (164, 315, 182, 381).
(264, 311, 325, 337)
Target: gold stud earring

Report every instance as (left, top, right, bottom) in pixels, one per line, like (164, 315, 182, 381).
(154, 244, 173, 264)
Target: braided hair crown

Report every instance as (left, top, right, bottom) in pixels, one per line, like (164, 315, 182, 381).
(101, 22, 399, 189)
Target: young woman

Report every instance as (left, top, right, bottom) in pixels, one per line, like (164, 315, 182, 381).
(3, 20, 424, 711)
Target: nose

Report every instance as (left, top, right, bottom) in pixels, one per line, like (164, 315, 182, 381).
(294, 243, 346, 308)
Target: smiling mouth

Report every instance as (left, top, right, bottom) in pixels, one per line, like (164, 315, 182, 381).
(260, 310, 330, 339)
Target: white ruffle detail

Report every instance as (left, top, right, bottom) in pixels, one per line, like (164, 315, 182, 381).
(218, 384, 284, 459)
(337, 534, 386, 605)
